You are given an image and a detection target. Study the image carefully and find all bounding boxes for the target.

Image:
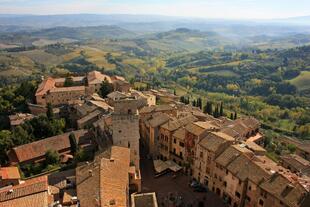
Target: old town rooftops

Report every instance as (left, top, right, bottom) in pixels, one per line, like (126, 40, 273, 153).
(76, 146, 130, 207)
(0, 176, 49, 207)
(198, 132, 234, 152)
(0, 167, 20, 180)
(8, 130, 90, 164)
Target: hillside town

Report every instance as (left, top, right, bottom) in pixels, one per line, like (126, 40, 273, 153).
(0, 70, 309, 207)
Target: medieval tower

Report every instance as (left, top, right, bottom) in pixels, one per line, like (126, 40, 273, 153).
(112, 96, 140, 169)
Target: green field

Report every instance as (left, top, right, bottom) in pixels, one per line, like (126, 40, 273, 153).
(290, 71, 310, 91)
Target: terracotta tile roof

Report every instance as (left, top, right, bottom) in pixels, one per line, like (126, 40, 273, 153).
(49, 86, 85, 93)
(161, 115, 198, 132)
(148, 113, 171, 128)
(280, 154, 310, 173)
(35, 77, 55, 96)
(76, 146, 130, 207)
(100, 146, 130, 207)
(9, 113, 35, 126)
(77, 109, 102, 125)
(185, 121, 218, 136)
(139, 106, 156, 114)
(244, 141, 266, 154)
(0, 167, 20, 180)
(87, 71, 112, 85)
(215, 145, 253, 168)
(0, 176, 49, 207)
(227, 154, 270, 183)
(173, 128, 186, 141)
(9, 130, 90, 164)
(198, 132, 234, 152)
(260, 173, 308, 207)
(107, 91, 128, 100)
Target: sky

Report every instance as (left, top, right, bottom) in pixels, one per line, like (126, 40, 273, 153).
(0, 0, 309, 19)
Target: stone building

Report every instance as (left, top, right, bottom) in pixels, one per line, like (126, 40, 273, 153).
(184, 121, 220, 165)
(35, 70, 130, 106)
(112, 96, 140, 170)
(8, 130, 93, 165)
(76, 146, 141, 207)
(158, 115, 198, 161)
(280, 154, 310, 176)
(193, 132, 235, 183)
(0, 176, 56, 207)
(0, 167, 21, 188)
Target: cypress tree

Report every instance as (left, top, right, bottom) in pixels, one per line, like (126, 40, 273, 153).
(69, 133, 78, 155)
(46, 103, 54, 120)
(220, 102, 224, 116)
(234, 112, 237, 120)
(230, 113, 234, 120)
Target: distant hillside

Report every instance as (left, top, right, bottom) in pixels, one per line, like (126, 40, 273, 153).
(139, 28, 231, 52)
(31, 26, 137, 40)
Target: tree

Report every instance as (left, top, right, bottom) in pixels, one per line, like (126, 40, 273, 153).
(287, 144, 296, 153)
(0, 130, 13, 164)
(203, 101, 213, 115)
(69, 133, 79, 155)
(234, 112, 237, 120)
(45, 150, 60, 165)
(197, 97, 202, 109)
(220, 102, 224, 116)
(99, 79, 113, 98)
(46, 103, 54, 120)
(213, 104, 219, 118)
(64, 77, 74, 87)
(230, 113, 234, 120)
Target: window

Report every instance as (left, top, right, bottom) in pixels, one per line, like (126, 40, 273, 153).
(239, 180, 242, 185)
(173, 148, 176, 154)
(248, 185, 252, 191)
(223, 181, 227, 187)
(235, 191, 241, 198)
(246, 196, 251, 202)
(200, 151, 203, 158)
(173, 139, 176, 144)
(180, 152, 183, 158)
(128, 142, 130, 148)
(259, 199, 264, 206)
(179, 142, 184, 147)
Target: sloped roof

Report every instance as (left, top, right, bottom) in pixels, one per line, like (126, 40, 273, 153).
(0, 176, 49, 207)
(107, 91, 127, 100)
(215, 145, 253, 168)
(100, 146, 130, 207)
(0, 167, 20, 180)
(260, 173, 308, 207)
(173, 128, 186, 141)
(199, 132, 234, 152)
(148, 113, 171, 128)
(161, 115, 198, 132)
(227, 154, 269, 183)
(9, 130, 90, 163)
(49, 86, 85, 93)
(87, 71, 112, 85)
(35, 77, 55, 96)
(280, 154, 310, 173)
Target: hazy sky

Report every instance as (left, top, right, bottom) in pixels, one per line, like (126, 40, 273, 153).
(0, 0, 309, 19)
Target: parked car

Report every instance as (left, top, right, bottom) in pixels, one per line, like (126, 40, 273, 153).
(193, 185, 208, 192)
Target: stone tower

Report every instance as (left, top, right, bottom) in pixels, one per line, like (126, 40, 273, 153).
(112, 96, 140, 169)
